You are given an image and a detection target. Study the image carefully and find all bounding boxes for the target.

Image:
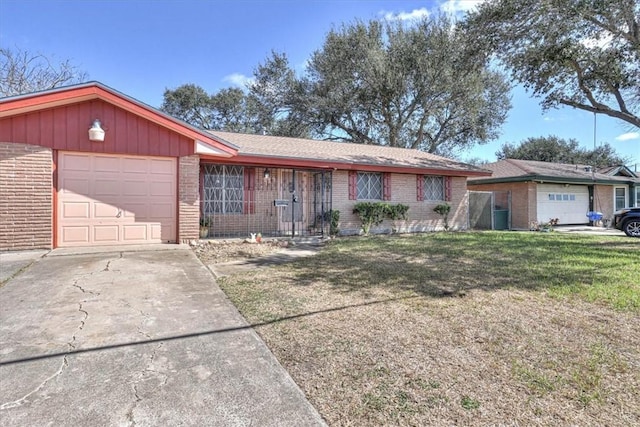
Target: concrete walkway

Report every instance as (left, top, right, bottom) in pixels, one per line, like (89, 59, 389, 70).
(0, 246, 325, 426)
(553, 225, 626, 236)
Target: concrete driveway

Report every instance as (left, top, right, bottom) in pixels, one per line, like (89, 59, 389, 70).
(0, 246, 325, 426)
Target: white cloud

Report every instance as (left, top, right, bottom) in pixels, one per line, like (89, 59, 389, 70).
(542, 114, 569, 122)
(615, 132, 640, 141)
(440, 0, 485, 15)
(222, 73, 254, 88)
(381, 8, 430, 21)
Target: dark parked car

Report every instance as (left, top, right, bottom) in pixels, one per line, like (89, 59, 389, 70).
(613, 207, 640, 237)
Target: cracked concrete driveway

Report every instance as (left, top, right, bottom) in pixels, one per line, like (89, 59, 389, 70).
(0, 246, 325, 426)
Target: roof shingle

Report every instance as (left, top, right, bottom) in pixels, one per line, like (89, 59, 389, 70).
(469, 159, 638, 183)
(208, 131, 488, 175)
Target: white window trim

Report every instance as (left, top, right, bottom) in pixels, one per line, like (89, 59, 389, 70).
(614, 186, 627, 210)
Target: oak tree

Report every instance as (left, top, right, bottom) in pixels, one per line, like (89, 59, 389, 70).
(496, 135, 630, 167)
(463, 0, 640, 128)
(296, 16, 511, 156)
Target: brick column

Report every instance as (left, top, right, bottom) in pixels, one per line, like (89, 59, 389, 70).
(178, 154, 200, 242)
(0, 142, 53, 250)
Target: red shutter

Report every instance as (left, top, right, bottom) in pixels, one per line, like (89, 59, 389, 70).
(244, 168, 256, 214)
(383, 173, 391, 201)
(348, 171, 357, 200)
(416, 175, 424, 201)
(199, 165, 205, 216)
(444, 176, 452, 202)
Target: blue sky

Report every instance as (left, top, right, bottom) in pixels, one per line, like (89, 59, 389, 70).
(1, 0, 638, 166)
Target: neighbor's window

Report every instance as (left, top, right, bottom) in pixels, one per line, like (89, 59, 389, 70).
(615, 187, 627, 210)
(203, 165, 244, 214)
(357, 172, 383, 200)
(423, 175, 445, 201)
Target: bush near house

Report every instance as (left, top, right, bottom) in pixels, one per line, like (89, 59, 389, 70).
(353, 202, 410, 235)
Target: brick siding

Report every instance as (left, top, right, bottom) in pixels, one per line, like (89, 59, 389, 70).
(0, 142, 53, 250)
(594, 185, 613, 223)
(333, 171, 469, 235)
(178, 155, 200, 242)
(469, 182, 621, 229)
(468, 182, 537, 230)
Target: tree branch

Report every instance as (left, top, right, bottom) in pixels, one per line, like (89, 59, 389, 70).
(567, 59, 609, 110)
(558, 98, 640, 127)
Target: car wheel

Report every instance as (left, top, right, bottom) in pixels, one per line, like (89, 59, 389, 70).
(623, 219, 640, 237)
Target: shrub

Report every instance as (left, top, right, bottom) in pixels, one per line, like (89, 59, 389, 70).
(387, 204, 409, 221)
(433, 203, 451, 231)
(200, 216, 211, 228)
(353, 202, 388, 235)
(353, 202, 410, 235)
(327, 210, 340, 236)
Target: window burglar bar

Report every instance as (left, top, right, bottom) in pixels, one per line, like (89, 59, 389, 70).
(203, 165, 244, 215)
(357, 172, 383, 200)
(424, 176, 444, 201)
(201, 166, 332, 239)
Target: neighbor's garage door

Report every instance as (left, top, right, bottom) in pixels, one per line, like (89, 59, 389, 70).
(57, 152, 177, 247)
(537, 184, 589, 225)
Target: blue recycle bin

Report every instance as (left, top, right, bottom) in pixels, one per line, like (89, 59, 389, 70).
(586, 211, 603, 221)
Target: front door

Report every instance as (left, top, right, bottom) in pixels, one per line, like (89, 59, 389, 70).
(279, 170, 308, 236)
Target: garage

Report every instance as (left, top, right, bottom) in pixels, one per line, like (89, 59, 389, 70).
(0, 82, 239, 250)
(57, 152, 177, 247)
(537, 184, 589, 225)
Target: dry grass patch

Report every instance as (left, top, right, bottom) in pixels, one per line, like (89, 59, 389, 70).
(193, 239, 282, 264)
(213, 232, 640, 426)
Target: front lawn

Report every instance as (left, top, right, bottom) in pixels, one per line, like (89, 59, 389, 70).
(216, 232, 640, 426)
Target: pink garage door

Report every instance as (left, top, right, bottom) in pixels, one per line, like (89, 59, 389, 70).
(57, 152, 177, 247)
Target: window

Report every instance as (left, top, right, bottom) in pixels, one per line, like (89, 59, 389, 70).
(423, 176, 445, 201)
(356, 172, 383, 200)
(615, 187, 627, 210)
(203, 165, 244, 214)
(548, 193, 576, 201)
(636, 187, 640, 207)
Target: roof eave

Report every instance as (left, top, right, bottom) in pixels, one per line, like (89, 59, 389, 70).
(199, 152, 491, 176)
(469, 174, 637, 185)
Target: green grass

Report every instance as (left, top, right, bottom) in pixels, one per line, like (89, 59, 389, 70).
(213, 232, 640, 425)
(299, 232, 640, 311)
(460, 395, 481, 410)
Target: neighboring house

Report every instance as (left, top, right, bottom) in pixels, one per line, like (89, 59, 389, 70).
(468, 159, 640, 229)
(0, 82, 489, 250)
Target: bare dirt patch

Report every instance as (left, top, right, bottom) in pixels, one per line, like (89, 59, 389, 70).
(213, 233, 640, 426)
(192, 239, 284, 264)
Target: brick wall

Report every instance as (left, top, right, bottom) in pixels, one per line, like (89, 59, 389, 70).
(332, 171, 469, 235)
(594, 185, 613, 223)
(468, 181, 537, 229)
(178, 155, 200, 242)
(0, 142, 53, 250)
